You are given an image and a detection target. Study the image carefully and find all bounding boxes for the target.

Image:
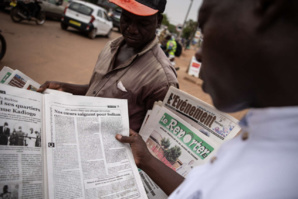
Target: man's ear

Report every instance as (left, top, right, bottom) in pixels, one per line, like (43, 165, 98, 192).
(255, 0, 287, 31)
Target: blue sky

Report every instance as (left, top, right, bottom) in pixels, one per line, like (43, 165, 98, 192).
(164, 0, 203, 25)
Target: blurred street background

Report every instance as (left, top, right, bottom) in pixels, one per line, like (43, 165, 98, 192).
(0, 10, 246, 120)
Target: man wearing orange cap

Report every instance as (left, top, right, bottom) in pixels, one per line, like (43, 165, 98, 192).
(38, 0, 178, 132)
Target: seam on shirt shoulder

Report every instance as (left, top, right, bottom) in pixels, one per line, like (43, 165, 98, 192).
(151, 44, 178, 86)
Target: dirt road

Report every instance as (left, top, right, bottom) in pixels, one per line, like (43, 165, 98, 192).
(0, 11, 246, 120)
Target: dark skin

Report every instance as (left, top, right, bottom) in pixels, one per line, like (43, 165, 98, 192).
(196, 0, 298, 112)
(116, 130, 184, 195)
(37, 82, 88, 95)
(114, 10, 162, 68)
(37, 10, 163, 93)
(117, 0, 298, 196)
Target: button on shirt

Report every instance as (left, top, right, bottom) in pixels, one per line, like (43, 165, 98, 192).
(169, 107, 298, 199)
(86, 36, 179, 132)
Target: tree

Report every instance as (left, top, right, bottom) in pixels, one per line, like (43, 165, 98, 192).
(161, 138, 170, 150)
(182, 19, 197, 39)
(168, 24, 177, 35)
(164, 145, 182, 164)
(162, 14, 170, 27)
(161, 14, 177, 35)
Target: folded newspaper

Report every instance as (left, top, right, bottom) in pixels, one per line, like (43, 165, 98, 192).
(0, 66, 40, 91)
(0, 67, 148, 199)
(139, 86, 241, 199)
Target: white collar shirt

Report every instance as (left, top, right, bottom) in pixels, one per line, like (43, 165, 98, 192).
(169, 107, 298, 199)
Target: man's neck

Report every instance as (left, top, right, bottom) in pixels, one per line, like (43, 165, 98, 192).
(113, 43, 135, 69)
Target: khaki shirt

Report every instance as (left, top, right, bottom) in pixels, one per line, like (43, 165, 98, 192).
(86, 36, 179, 131)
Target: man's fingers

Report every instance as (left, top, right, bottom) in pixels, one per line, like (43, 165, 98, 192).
(115, 134, 134, 144)
(129, 129, 138, 136)
(37, 82, 51, 93)
(116, 129, 142, 145)
(37, 84, 47, 93)
(37, 82, 63, 93)
(115, 134, 122, 140)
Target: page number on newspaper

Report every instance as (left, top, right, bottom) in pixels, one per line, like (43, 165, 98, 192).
(48, 142, 55, 148)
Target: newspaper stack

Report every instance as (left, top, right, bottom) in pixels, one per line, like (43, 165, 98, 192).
(139, 86, 241, 199)
(0, 66, 72, 95)
(0, 66, 40, 91)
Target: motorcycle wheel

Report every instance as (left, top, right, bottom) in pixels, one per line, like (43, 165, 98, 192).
(0, 33, 6, 61)
(10, 7, 22, 23)
(35, 11, 46, 25)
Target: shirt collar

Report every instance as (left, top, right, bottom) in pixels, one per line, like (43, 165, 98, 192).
(239, 107, 298, 140)
(110, 36, 159, 56)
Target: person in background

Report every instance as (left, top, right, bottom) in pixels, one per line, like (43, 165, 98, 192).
(168, 54, 176, 68)
(35, 131, 41, 147)
(9, 129, 18, 146)
(158, 27, 168, 44)
(26, 0, 41, 19)
(0, 185, 11, 199)
(16, 126, 27, 146)
(26, 128, 36, 147)
(116, 0, 298, 198)
(165, 34, 177, 57)
(38, 0, 178, 132)
(160, 34, 177, 68)
(0, 122, 10, 145)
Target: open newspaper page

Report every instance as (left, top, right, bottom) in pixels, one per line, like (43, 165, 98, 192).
(162, 86, 241, 145)
(0, 66, 40, 91)
(0, 84, 43, 199)
(43, 94, 147, 199)
(139, 106, 219, 198)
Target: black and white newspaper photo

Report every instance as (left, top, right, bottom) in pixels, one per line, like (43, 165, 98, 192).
(1, 84, 148, 199)
(0, 84, 44, 199)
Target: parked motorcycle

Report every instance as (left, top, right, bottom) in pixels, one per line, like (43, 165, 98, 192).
(0, 30, 6, 61)
(10, 0, 46, 25)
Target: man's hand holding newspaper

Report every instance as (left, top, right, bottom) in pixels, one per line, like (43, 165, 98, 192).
(116, 129, 184, 196)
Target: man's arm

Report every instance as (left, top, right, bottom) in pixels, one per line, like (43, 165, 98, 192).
(144, 84, 179, 114)
(37, 81, 89, 95)
(116, 130, 184, 195)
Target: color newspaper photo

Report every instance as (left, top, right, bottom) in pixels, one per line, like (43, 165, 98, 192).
(139, 86, 241, 199)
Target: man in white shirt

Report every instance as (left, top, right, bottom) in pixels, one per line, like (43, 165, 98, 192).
(116, 0, 298, 198)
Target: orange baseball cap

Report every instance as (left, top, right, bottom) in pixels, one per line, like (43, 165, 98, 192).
(109, 0, 167, 16)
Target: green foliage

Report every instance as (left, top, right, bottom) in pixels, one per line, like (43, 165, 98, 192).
(161, 14, 177, 35)
(162, 14, 170, 27)
(182, 19, 198, 39)
(164, 146, 182, 164)
(168, 24, 177, 34)
(160, 137, 181, 164)
(161, 138, 170, 150)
